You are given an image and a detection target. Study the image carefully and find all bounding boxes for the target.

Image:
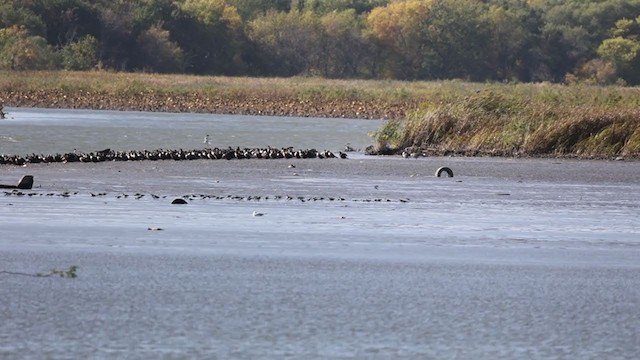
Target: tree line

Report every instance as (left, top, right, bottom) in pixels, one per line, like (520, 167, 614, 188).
(2, 0, 640, 85)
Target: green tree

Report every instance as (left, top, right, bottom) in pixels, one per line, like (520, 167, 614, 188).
(171, 0, 245, 74)
(298, 0, 389, 15)
(61, 34, 98, 70)
(483, 3, 544, 82)
(367, 0, 493, 80)
(134, 24, 184, 73)
(319, 9, 373, 77)
(97, 2, 136, 70)
(226, 0, 290, 20)
(26, 0, 102, 46)
(534, 0, 640, 81)
(0, 0, 47, 36)
(248, 10, 322, 76)
(419, 0, 492, 80)
(130, 0, 175, 31)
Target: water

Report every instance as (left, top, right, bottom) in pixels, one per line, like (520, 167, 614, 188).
(0, 107, 384, 155)
(1, 108, 639, 359)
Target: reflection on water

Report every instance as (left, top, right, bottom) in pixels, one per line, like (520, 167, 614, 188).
(0, 107, 384, 155)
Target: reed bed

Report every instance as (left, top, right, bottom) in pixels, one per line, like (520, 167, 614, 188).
(373, 87, 640, 159)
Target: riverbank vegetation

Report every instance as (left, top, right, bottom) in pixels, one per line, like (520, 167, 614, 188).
(370, 84, 640, 159)
(3, 0, 640, 85)
(2, 70, 640, 159)
(0, 70, 417, 118)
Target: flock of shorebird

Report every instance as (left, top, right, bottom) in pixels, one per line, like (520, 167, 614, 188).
(0, 146, 348, 166)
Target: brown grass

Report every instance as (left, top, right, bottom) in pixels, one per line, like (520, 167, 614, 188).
(0, 70, 425, 119)
(372, 89, 640, 159)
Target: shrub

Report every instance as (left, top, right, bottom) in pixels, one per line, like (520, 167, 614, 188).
(0, 25, 57, 70)
(61, 35, 99, 70)
(134, 24, 184, 73)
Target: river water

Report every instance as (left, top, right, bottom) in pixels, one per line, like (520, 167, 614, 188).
(0, 107, 381, 155)
(1, 107, 639, 359)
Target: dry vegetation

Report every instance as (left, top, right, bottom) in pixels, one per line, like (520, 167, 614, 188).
(2, 71, 640, 159)
(370, 85, 640, 159)
(0, 71, 419, 119)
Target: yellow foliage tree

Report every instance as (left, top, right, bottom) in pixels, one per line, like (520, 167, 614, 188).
(598, 16, 640, 85)
(177, 0, 242, 30)
(0, 25, 56, 70)
(366, 0, 432, 78)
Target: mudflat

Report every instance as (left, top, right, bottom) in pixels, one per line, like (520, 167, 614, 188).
(2, 156, 639, 359)
(2, 155, 638, 194)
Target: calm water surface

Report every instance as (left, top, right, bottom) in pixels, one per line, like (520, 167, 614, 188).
(0, 107, 383, 155)
(1, 108, 639, 359)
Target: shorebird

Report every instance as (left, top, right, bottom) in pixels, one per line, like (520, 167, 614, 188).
(252, 211, 265, 217)
(203, 134, 210, 144)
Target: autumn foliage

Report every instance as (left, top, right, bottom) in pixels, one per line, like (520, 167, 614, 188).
(2, 0, 640, 84)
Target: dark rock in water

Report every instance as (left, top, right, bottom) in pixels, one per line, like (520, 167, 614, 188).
(17, 175, 33, 189)
(365, 144, 394, 155)
(0, 175, 33, 189)
(171, 198, 188, 205)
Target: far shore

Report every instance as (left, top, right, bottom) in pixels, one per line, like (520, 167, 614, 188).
(2, 71, 639, 160)
(0, 88, 413, 120)
(0, 71, 423, 120)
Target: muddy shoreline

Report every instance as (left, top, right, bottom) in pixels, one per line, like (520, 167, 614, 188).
(0, 89, 414, 120)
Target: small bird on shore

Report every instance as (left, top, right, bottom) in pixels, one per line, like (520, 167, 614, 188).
(203, 134, 210, 144)
(252, 211, 265, 217)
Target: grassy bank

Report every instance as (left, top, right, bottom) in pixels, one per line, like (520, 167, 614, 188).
(2, 71, 640, 159)
(0, 71, 421, 119)
(371, 85, 640, 159)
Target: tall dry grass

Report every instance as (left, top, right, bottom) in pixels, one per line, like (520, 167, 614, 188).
(0, 70, 431, 101)
(373, 87, 640, 158)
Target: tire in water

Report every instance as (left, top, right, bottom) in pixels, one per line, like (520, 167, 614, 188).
(435, 166, 453, 177)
